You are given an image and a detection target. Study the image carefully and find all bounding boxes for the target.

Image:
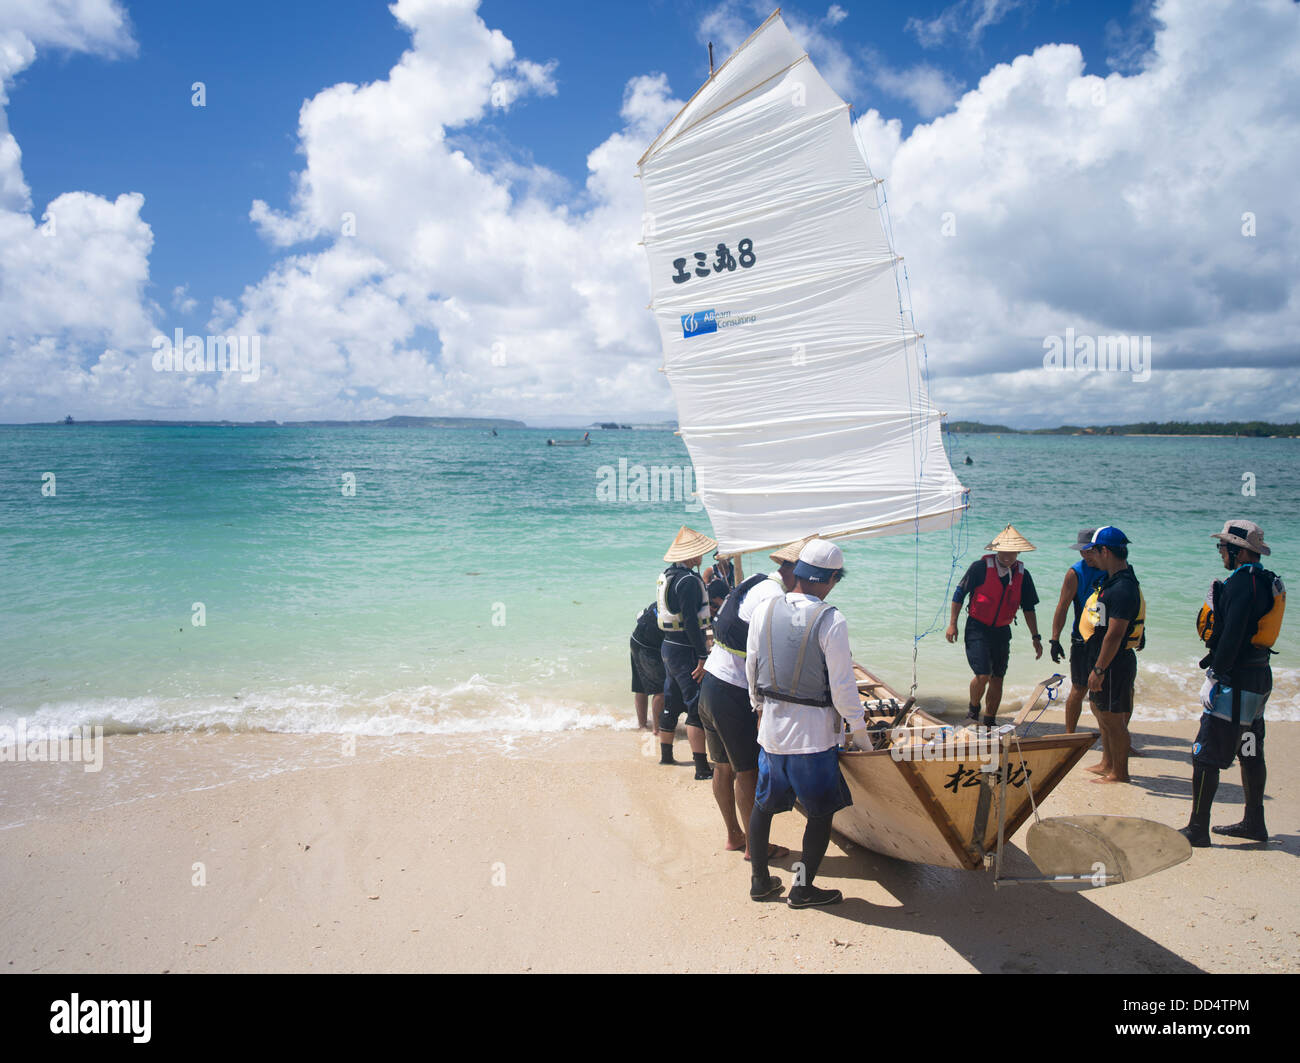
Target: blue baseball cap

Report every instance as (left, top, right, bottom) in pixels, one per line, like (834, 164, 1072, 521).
(1090, 526, 1130, 548)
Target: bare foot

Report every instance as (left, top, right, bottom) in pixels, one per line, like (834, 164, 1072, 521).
(725, 833, 746, 852)
(1091, 774, 1128, 784)
(1085, 762, 1110, 774)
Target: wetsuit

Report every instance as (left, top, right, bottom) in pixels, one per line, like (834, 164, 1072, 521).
(1186, 562, 1276, 841)
(659, 564, 709, 732)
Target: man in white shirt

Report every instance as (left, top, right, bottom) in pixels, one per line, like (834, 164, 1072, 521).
(698, 538, 807, 858)
(744, 539, 869, 908)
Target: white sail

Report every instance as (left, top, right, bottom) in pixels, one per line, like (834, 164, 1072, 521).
(638, 12, 967, 556)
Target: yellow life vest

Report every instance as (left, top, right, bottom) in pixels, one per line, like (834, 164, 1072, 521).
(1196, 581, 1220, 644)
(1080, 585, 1145, 650)
(1254, 574, 1286, 647)
(1196, 570, 1286, 648)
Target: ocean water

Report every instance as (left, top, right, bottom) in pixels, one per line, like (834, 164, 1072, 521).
(1, 426, 1297, 739)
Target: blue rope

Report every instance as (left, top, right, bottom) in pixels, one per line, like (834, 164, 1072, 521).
(853, 119, 970, 693)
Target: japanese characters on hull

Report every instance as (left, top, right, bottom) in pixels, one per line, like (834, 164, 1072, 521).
(944, 763, 1033, 794)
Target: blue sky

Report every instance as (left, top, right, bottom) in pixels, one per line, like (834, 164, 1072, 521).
(10, 0, 1152, 327)
(1, 0, 1295, 425)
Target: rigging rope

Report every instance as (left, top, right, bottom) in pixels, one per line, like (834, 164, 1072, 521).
(852, 116, 970, 695)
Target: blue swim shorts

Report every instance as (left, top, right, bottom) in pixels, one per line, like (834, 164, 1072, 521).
(754, 747, 852, 819)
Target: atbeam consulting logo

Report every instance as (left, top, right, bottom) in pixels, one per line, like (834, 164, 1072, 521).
(681, 309, 717, 338)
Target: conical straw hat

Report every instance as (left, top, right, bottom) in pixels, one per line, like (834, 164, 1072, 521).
(769, 535, 816, 565)
(664, 525, 718, 563)
(986, 524, 1035, 552)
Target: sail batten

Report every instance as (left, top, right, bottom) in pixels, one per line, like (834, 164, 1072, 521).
(640, 13, 966, 555)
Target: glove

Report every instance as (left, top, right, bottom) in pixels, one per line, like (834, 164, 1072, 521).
(1049, 638, 1065, 664)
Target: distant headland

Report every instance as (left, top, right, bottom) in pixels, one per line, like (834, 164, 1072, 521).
(947, 420, 1300, 437)
(34, 415, 526, 429)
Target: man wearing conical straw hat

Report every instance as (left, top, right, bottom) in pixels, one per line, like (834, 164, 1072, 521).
(946, 525, 1043, 727)
(656, 525, 717, 778)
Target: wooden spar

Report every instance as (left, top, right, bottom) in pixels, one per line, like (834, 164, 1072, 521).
(708, 42, 714, 76)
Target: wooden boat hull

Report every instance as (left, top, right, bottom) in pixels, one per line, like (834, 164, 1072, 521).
(834, 666, 1096, 870)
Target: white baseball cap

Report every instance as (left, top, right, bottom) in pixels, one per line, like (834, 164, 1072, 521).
(793, 539, 845, 582)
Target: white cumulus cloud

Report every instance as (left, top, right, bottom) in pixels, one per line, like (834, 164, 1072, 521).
(2, 0, 1298, 429)
(858, 0, 1300, 426)
(0, 1, 162, 421)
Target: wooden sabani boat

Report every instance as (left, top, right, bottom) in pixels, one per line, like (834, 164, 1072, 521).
(638, 16, 1188, 886)
(836, 664, 1094, 870)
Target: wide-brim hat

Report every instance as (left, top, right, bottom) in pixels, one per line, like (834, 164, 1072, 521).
(986, 524, 1035, 552)
(769, 535, 815, 565)
(1212, 519, 1270, 557)
(1072, 528, 1098, 551)
(664, 525, 717, 563)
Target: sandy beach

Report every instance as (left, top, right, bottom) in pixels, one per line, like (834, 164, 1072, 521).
(1, 714, 1295, 974)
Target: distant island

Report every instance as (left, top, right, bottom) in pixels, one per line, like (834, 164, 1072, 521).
(40, 415, 525, 429)
(948, 420, 1300, 437)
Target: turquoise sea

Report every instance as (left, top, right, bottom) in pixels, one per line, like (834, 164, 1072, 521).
(1, 426, 1297, 738)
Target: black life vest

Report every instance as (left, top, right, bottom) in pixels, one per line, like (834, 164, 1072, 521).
(712, 573, 778, 658)
(632, 602, 664, 650)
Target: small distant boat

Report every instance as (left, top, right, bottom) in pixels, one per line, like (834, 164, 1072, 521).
(547, 432, 591, 447)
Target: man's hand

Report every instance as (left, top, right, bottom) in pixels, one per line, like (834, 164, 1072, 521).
(945, 623, 958, 643)
(1032, 637, 1043, 661)
(1087, 666, 1104, 693)
(1049, 639, 1065, 664)
(692, 660, 706, 681)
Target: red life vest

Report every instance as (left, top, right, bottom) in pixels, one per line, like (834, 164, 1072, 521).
(968, 555, 1023, 627)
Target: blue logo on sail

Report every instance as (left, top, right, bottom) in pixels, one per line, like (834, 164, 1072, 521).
(681, 310, 717, 338)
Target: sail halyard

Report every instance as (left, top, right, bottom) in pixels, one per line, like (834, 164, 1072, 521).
(639, 13, 966, 557)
